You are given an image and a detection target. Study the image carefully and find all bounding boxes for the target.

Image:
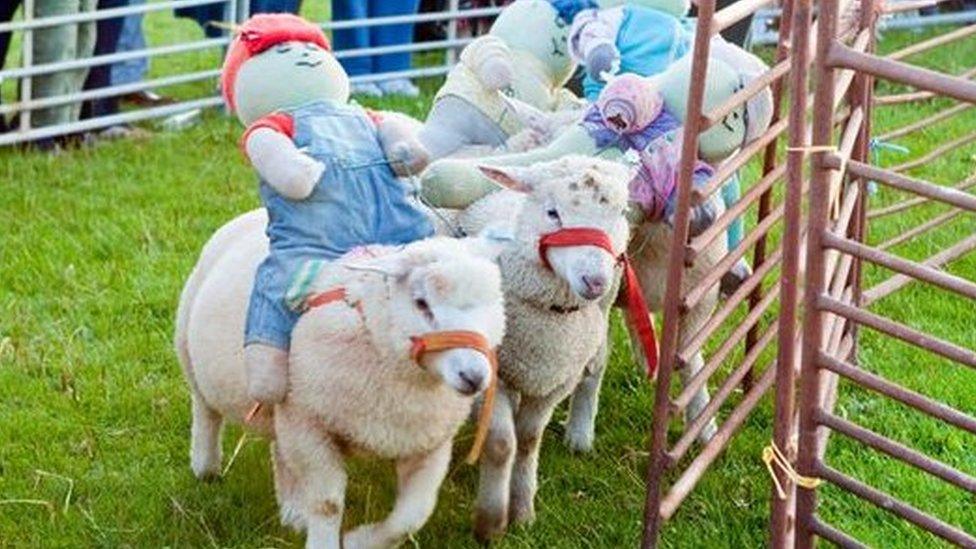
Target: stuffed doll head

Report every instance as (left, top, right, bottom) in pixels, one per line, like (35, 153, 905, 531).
(657, 43, 774, 163)
(490, 0, 590, 87)
(221, 13, 349, 126)
(597, 0, 691, 18)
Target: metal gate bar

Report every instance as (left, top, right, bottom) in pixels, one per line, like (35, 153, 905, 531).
(793, 0, 976, 544)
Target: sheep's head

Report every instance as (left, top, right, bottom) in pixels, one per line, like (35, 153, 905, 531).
(345, 235, 507, 397)
(479, 156, 631, 302)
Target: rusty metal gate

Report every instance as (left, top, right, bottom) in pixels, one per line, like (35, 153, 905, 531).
(641, 0, 976, 544)
(792, 0, 976, 545)
(640, 0, 815, 543)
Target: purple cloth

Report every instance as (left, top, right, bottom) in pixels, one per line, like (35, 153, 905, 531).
(580, 104, 681, 152)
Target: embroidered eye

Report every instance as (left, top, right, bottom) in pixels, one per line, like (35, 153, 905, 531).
(275, 45, 292, 53)
(414, 298, 435, 323)
(547, 208, 561, 222)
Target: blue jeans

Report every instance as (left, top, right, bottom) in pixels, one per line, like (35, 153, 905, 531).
(721, 174, 744, 251)
(332, 0, 420, 76)
(111, 0, 148, 86)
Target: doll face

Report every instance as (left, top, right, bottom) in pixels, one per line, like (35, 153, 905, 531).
(233, 40, 350, 126)
(490, 0, 576, 86)
(659, 56, 748, 163)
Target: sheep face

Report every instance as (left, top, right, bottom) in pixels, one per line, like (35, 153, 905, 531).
(479, 156, 631, 302)
(350, 237, 507, 397)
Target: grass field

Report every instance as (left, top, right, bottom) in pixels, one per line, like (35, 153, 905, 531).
(1, 12, 974, 549)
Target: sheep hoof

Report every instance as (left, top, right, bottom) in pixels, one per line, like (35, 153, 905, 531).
(698, 419, 719, 444)
(508, 498, 536, 527)
(343, 524, 382, 549)
(190, 458, 221, 482)
(564, 428, 594, 453)
(473, 507, 507, 543)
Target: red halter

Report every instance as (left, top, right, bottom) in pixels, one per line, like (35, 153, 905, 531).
(538, 228, 659, 379)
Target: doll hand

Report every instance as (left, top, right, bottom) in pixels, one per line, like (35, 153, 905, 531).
(665, 193, 721, 238)
(376, 113, 431, 177)
(585, 43, 620, 82)
(245, 128, 324, 200)
(476, 54, 514, 91)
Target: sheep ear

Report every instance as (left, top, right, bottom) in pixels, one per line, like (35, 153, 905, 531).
(467, 225, 514, 261)
(343, 252, 412, 280)
(478, 165, 533, 193)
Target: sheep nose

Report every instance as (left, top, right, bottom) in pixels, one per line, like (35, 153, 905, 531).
(457, 369, 485, 396)
(581, 274, 607, 300)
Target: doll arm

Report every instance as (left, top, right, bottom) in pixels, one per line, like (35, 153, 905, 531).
(568, 8, 623, 82)
(420, 125, 610, 209)
(242, 113, 324, 200)
(370, 110, 432, 177)
(459, 34, 514, 91)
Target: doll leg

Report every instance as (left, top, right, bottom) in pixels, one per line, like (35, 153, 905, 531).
(244, 343, 289, 405)
(417, 95, 507, 159)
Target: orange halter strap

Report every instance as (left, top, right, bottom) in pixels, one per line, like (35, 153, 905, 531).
(410, 331, 498, 465)
(247, 289, 499, 465)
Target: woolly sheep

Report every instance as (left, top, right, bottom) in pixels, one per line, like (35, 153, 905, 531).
(452, 156, 632, 541)
(174, 215, 507, 549)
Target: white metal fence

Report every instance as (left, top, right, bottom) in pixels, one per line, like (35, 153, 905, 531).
(0, 1, 971, 146)
(0, 1, 503, 147)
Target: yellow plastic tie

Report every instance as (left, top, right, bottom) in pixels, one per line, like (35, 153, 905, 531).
(786, 145, 838, 153)
(762, 440, 822, 500)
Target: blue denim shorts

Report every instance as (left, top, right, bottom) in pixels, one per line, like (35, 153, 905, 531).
(244, 257, 302, 350)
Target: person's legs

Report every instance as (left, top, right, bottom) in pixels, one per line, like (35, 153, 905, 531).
(371, 0, 420, 95)
(32, 0, 92, 130)
(332, 0, 372, 77)
(370, 0, 419, 73)
(111, 0, 147, 87)
(0, 0, 23, 132)
(81, 0, 127, 120)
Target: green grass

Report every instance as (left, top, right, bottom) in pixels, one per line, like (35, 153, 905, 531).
(1, 19, 974, 548)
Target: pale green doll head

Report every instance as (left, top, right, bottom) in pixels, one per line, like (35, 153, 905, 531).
(489, 0, 577, 86)
(597, 0, 691, 18)
(232, 40, 349, 126)
(658, 45, 773, 163)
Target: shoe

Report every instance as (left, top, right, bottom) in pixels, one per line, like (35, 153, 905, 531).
(378, 78, 420, 98)
(121, 91, 175, 107)
(350, 82, 384, 97)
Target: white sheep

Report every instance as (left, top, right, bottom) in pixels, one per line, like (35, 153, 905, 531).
(174, 217, 507, 549)
(450, 156, 637, 541)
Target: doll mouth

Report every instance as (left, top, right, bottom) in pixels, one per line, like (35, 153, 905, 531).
(607, 114, 627, 131)
(295, 60, 323, 67)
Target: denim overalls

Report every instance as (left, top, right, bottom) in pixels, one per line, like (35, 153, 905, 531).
(244, 100, 434, 350)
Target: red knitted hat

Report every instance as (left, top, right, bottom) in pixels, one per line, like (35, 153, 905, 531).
(220, 13, 331, 113)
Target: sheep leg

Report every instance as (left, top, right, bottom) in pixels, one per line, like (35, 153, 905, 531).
(474, 385, 517, 542)
(275, 405, 346, 549)
(564, 340, 608, 453)
(343, 440, 452, 549)
(681, 351, 718, 443)
(510, 382, 574, 526)
(189, 392, 223, 480)
(272, 442, 306, 532)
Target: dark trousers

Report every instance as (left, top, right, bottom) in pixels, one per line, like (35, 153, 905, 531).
(693, 0, 753, 46)
(0, 0, 23, 132)
(81, 0, 128, 120)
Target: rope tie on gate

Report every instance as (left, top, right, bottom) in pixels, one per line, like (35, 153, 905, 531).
(762, 440, 821, 500)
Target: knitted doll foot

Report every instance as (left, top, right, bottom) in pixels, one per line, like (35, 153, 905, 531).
(378, 78, 420, 98)
(351, 82, 384, 97)
(720, 258, 753, 298)
(244, 344, 289, 405)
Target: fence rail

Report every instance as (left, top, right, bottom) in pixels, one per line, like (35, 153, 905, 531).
(0, 2, 503, 147)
